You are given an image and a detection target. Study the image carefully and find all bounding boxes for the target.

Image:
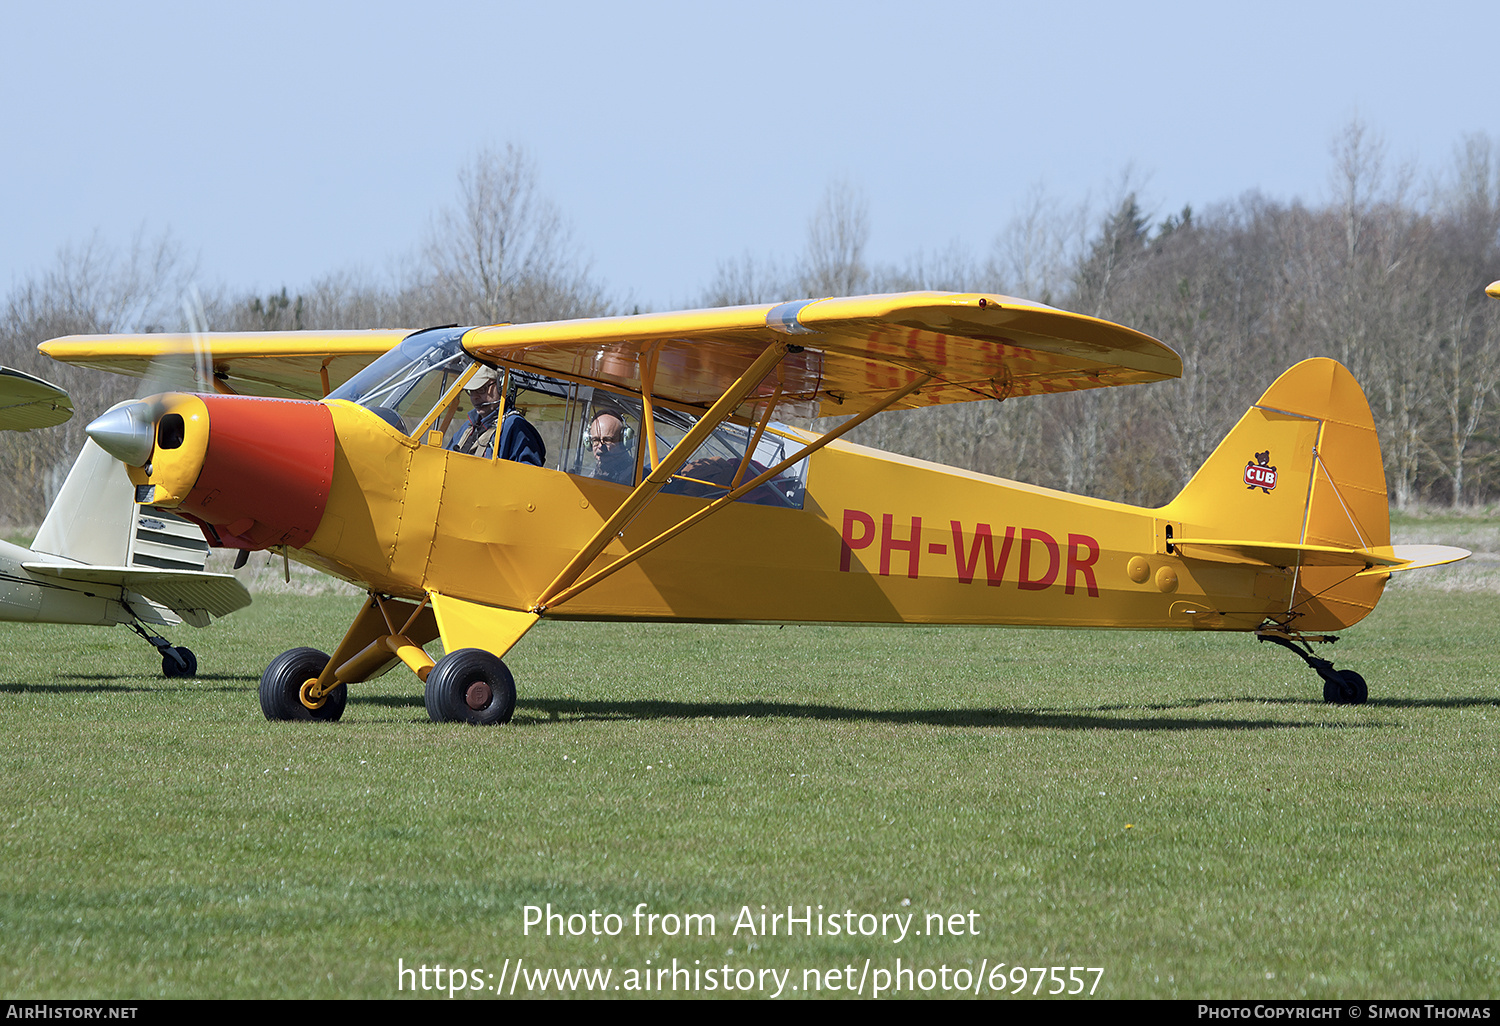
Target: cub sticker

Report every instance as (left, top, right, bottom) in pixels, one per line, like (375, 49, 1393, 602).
(1244, 450, 1277, 493)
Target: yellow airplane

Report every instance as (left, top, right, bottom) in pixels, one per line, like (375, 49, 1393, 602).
(41, 293, 1468, 721)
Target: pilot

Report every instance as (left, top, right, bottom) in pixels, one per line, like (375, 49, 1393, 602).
(448, 365, 546, 465)
(588, 410, 636, 485)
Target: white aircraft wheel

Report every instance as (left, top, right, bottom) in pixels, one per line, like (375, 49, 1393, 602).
(260, 647, 345, 722)
(424, 649, 516, 725)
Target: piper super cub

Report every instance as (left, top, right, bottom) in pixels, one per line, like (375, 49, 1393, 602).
(41, 292, 1468, 722)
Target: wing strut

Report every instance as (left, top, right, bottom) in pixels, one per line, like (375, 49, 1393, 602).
(534, 371, 933, 612)
(732, 381, 782, 489)
(533, 340, 795, 610)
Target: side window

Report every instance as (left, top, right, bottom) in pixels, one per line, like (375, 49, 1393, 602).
(369, 350, 469, 434)
(422, 365, 571, 467)
(506, 371, 572, 469)
(568, 389, 646, 485)
(556, 386, 810, 507)
(655, 410, 808, 509)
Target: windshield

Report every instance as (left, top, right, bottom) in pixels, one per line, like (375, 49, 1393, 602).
(327, 327, 471, 433)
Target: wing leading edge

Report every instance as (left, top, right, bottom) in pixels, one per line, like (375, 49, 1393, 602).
(37, 330, 412, 400)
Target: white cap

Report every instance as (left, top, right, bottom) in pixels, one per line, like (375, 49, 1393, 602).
(466, 365, 498, 391)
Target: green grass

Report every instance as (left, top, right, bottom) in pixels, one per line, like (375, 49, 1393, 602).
(1, 589, 1497, 999)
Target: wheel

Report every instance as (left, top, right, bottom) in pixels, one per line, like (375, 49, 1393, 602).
(1340, 670, 1368, 705)
(1322, 670, 1368, 706)
(260, 647, 346, 722)
(424, 649, 516, 725)
(161, 646, 197, 678)
(1322, 675, 1345, 704)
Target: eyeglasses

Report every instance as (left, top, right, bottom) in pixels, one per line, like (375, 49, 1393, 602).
(589, 434, 621, 448)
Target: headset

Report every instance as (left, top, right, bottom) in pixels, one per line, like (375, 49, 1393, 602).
(588, 406, 635, 448)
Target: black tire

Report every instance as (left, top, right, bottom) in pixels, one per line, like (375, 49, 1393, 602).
(424, 649, 516, 725)
(1341, 670, 1369, 705)
(1323, 676, 1345, 704)
(260, 647, 345, 722)
(1322, 670, 1368, 706)
(161, 646, 197, 679)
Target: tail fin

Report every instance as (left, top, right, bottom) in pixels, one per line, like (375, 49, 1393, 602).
(33, 403, 214, 575)
(29, 434, 244, 628)
(31, 437, 138, 566)
(1161, 358, 1390, 630)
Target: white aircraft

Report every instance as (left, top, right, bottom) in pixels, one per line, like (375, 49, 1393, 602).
(0, 369, 250, 676)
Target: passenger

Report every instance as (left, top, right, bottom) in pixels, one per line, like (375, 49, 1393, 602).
(587, 410, 636, 485)
(448, 365, 546, 465)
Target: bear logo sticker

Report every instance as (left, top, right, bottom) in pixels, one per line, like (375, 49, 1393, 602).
(1244, 450, 1277, 493)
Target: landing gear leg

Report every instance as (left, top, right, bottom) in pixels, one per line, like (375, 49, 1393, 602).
(262, 593, 442, 723)
(127, 621, 197, 679)
(1257, 628, 1367, 705)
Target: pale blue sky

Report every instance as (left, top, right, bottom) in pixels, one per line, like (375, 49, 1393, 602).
(2, 0, 1495, 313)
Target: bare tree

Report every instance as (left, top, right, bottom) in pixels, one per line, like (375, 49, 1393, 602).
(988, 183, 1086, 303)
(424, 145, 610, 324)
(0, 230, 195, 526)
(872, 240, 983, 293)
(799, 179, 871, 297)
(699, 252, 789, 307)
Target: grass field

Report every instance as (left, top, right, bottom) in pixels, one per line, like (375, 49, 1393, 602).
(1, 555, 1497, 998)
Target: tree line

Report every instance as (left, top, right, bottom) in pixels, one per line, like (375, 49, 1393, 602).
(2, 126, 1497, 527)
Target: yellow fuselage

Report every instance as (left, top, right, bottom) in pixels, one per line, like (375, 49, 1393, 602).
(295, 400, 1378, 634)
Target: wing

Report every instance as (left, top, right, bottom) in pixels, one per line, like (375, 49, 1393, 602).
(0, 366, 73, 430)
(462, 292, 1181, 417)
(37, 330, 412, 400)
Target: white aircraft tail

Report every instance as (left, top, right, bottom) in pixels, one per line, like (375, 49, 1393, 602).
(29, 432, 247, 628)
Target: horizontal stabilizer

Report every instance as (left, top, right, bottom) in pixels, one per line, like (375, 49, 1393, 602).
(23, 563, 251, 628)
(1354, 544, 1473, 577)
(1172, 538, 1471, 575)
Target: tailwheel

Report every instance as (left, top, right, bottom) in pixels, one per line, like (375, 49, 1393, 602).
(161, 646, 197, 679)
(424, 649, 516, 725)
(260, 647, 346, 722)
(1323, 670, 1368, 706)
(127, 621, 197, 679)
(1257, 628, 1369, 705)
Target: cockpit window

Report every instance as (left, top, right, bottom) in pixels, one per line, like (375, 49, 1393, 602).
(327, 327, 470, 433)
(563, 389, 808, 508)
(652, 410, 808, 509)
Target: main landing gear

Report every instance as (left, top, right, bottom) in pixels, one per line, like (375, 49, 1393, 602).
(259, 647, 347, 721)
(1256, 628, 1368, 705)
(257, 593, 518, 725)
(127, 621, 197, 679)
(423, 649, 516, 725)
